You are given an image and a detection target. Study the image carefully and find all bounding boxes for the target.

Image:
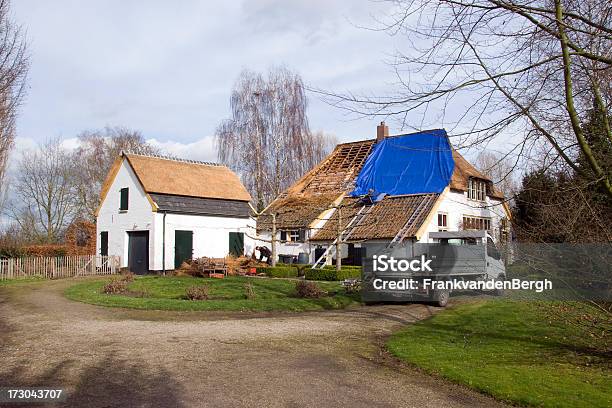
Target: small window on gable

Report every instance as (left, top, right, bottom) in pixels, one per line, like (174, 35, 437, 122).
(467, 178, 487, 201)
(437, 213, 448, 232)
(119, 188, 129, 211)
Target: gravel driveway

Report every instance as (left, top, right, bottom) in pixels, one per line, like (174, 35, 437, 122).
(0, 278, 507, 408)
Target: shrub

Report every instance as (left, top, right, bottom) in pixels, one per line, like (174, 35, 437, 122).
(121, 272, 135, 283)
(256, 266, 298, 278)
(102, 279, 129, 294)
(21, 245, 68, 257)
(277, 263, 310, 276)
(244, 282, 255, 300)
(186, 285, 209, 300)
(0, 246, 25, 258)
(305, 266, 362, 281)
(102, 274, 147, 297)
(295, 280, 327, 298)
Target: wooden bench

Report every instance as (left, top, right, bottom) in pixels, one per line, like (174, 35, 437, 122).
(200, 258, 228, 278)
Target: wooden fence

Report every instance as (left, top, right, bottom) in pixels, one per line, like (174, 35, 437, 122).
(0, 255, 120, 280)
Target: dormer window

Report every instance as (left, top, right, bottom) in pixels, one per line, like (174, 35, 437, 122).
(467, 178, 486, 201)
(119, 187, 129, 211)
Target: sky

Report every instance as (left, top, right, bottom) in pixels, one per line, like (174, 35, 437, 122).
(12, 0, 405, 162)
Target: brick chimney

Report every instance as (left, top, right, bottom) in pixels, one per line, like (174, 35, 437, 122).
(376, 121, 389, 142)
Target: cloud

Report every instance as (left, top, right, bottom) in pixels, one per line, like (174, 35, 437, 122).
(12, 0, 399, 147)
(147, 136, 217, 163)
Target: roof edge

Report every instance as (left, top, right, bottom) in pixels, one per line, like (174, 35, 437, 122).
(122, 151, 223, 168)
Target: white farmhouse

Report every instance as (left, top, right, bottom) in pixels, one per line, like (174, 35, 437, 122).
(96, 152, 255, 274)
(257, 123, 511, 265)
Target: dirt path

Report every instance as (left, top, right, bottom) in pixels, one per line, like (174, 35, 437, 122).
(0, 279, 507, 408)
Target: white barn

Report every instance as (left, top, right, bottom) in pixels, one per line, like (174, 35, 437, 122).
(96, 153, 255, 274)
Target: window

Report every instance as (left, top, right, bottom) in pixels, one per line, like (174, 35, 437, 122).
(467, 178, 487, 201)
(437, 212, 448, 231)
(280, 229, 305, 242)
(119, 188, 129, 211)
(288, 230, 300, 242)
(462, 216, 491, 231)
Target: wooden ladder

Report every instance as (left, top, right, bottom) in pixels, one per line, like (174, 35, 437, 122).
(312, 205, 373, 269)
(387, 198, 431, 249)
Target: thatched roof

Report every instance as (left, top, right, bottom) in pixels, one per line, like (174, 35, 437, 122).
(124, 153, 251, 201)
(311, 194, 440, 241)
(259, 140, 375, 230)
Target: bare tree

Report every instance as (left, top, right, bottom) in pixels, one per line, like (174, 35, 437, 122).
(0, 0, 28, 207)
(321, 0, 612, 198)
(10, 138, 79, 243)
(73, 126, 160, 221)
(475, 150, 519, 199)
(304, 130, 338, 171)
(216, 67, 335, 211)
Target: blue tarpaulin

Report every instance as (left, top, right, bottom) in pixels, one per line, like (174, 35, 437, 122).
(350, 129, 454, 199)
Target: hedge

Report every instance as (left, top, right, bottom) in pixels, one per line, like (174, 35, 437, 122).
(0, 244, 68, 258)
(305, 266, 362, 281)
(256, 266, 298, 278)
(277, 263, 311, 276)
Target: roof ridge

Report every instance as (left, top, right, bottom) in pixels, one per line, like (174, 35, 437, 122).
(335, 129, 449, 147)
(122, 150, 223, 167)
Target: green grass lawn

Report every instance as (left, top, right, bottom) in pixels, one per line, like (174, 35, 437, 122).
(387, 299, 611, 407)
(65, 275, 360, 312)
(0, 276, 46, 286)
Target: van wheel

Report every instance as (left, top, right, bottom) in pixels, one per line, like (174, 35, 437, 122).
(433, 289, 450, 307)
(493, 275, 505, 296)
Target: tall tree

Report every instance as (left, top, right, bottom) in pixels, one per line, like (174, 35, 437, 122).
(215, 67, 334, 211)
(73, 126, 159, 221)
(0, 0, 29, 207)
(513, 169, 612, 243)
(10, 138, 79, 243)
(324, 0, 612, 198)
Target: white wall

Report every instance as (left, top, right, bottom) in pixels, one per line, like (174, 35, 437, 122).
(420, 189, 508, 243)
(151, 213, 256, 271)
(96, 159, 155, 268)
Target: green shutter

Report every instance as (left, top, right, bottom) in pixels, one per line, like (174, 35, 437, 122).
(120, 188, 129, 210)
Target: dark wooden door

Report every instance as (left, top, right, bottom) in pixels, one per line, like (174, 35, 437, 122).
(100, 231, 108, 256)
(174, 230, 193, 269)
(228, 232, 244, 257)
(128, 231, 149, 274)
